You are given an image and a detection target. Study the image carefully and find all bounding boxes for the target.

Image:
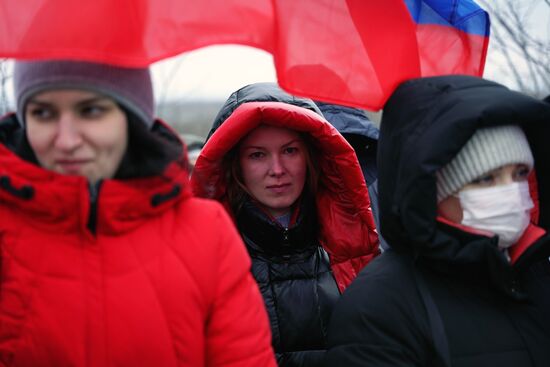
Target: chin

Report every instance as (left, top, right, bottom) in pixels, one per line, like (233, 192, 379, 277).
(269, 200, 295, 211)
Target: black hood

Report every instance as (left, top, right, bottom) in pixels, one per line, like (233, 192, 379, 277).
(378, 75, 550, 260)
(315, 101, 379, 141)
(206, 82, 322, 141)
(315, 101, 379, 185)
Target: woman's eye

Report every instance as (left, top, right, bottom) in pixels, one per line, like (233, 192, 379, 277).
(514, 165, 530, 180)
(471, 174, 494, 185)
(81, 105, 107, 118)
(28, 107, 55, 120)
(284, 147, 298, 155)
(249, 151, 265, 159)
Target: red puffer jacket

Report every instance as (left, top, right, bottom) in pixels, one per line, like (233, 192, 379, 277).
(0, 116, 275, 367)
(191, 100, 380, 292)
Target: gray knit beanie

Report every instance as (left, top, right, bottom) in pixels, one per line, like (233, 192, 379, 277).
(436, 125, 534, 202)
(14, 60, 154, 128)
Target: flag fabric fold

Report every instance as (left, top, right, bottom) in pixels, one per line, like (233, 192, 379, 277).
(0, 0, 489, 110)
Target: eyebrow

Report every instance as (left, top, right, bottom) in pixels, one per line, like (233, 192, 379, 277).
(27, 96, 112, 106)
(282, 139, 301, 147)
(241, 138, 302, 150)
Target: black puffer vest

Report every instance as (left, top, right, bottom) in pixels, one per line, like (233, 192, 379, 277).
(237, 198, 340, 367)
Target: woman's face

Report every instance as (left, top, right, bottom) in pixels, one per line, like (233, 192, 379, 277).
(438, 163, 530, 222)
(25, 89, 128, 185)
(239, 125, 308, 217)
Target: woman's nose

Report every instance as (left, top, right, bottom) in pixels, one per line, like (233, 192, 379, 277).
(497, 166, 517, 185)
(269, 156, 285, 176)
(54, 114, 82, 151)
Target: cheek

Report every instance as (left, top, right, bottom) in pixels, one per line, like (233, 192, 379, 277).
(26, 124, 56, 157)
(293, 156, 308, 185)
(110, 133, 128, 163)
(437, 196, 463, 223)
(91, 120, 128, 156)
(240, 160, 262, 187)
(113, 126, 128, 156)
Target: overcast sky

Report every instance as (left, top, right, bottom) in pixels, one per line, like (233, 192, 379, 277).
(151, 45, 276, 104)
(151, 1, 549, 106)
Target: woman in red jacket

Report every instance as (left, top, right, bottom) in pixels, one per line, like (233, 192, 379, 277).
(0, 60, 276, 367)
(191, 83, 380, 366)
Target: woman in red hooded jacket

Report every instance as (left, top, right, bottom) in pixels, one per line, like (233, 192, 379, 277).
(0, 60, 276, 367)
(191, 83, 380, 366)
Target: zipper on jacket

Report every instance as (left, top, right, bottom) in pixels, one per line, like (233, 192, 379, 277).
(87, 180, 102, 234)
(282, 228, 291, 252)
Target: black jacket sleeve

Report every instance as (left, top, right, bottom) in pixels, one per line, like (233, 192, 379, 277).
(277, 350, 325, 367)
(323, 254, 432, 367)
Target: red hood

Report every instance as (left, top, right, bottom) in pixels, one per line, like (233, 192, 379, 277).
(191, 101, 380, 291)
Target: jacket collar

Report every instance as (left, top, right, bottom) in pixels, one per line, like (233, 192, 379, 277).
(0, 115, 190, 235)
(236, 196, 318, 257)
(418, 217, 550, 297)
(509, 224, 550, 269)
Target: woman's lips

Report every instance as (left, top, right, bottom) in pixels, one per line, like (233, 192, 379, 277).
(266, 183, 291, 194)
(56, 159, 90, 174)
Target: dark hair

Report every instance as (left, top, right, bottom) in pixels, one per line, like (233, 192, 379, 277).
(223, 128, 320, 216)
(114, 110, 184, 179)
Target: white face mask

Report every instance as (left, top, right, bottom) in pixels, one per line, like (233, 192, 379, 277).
(458, 181, 534, 248)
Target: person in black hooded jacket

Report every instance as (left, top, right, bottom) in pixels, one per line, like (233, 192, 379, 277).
(323, 75, 550, 367)
(191, 83, 380, 367)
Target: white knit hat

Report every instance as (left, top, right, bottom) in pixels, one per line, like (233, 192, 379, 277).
(436, 125, 534, 201)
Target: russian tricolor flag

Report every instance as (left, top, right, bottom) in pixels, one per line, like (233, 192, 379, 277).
(405, 0, 490, 75)
(0, 0, 489, 111)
